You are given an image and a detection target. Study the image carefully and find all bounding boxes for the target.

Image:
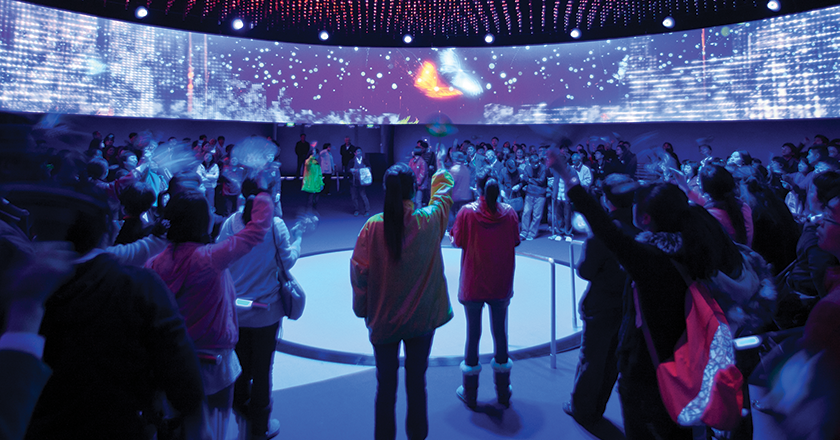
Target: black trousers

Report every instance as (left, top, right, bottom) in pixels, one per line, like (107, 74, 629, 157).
(618, 374, 694, 440)
(372, 332, 434, 440)
(570, 307, 621, 420)
(233, 322, 280, 416)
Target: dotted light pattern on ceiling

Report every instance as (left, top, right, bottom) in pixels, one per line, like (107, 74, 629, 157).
(19, 0, 840, 45)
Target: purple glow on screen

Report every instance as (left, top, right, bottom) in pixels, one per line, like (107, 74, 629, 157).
(0, 0, 839, 124)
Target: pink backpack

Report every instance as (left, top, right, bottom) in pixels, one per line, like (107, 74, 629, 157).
(635, 279, 745, 430)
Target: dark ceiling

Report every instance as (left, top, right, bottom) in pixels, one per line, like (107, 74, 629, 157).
(17, 0, 840, 47)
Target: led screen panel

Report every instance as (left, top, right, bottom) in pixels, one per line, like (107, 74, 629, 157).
(1, 0, 839, 124)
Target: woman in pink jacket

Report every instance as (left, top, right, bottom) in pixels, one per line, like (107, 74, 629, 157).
(450, 168, 520, 409)
(351, 157, 453, 440)
(146, 190, 272, 438)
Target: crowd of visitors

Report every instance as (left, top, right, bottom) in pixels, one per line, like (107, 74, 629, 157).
(1, 125, 839, 440)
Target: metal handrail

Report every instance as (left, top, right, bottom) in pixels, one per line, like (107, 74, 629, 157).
(521, 241, 586, 369)
(250, 245, 587, 368)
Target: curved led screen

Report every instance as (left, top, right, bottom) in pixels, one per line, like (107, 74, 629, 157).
(1, 0, 839, 124)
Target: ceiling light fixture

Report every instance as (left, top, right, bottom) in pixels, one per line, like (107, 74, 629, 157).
(662, 16, 675, 28)
(232, 18, 244, 30)
(484, 33, 495, 44)
(135, 6, 148, 19)
(319, 30, 329, 41)
(570, 28, 581, 39)
(403, 34, 413, 44)
(767, 1, 781, 11)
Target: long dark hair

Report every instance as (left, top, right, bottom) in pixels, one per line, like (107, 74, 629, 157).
(383, 163, 415, 262)
(700, 165, 748, 245)
(635, 182, 742, 280)
(164, 190, 211, 244)
(476, 168, 500, 213)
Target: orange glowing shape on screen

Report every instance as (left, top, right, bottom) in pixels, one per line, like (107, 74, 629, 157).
(414, 61, 462, 99)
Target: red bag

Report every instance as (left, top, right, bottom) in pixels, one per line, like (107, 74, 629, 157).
(636, 281, 744, 430)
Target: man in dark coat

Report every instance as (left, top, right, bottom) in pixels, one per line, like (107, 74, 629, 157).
(565, 173, 640, 426)
(295, 133, 310, 180)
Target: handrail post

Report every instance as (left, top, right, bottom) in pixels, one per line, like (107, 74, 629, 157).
(569, 241, 579, 329)
(549, 257, 556, 369)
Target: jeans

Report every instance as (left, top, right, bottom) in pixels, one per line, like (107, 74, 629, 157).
(462, 299, 510, 366)
(233, 322, 281, 415)
(372, 332, 435, 440)
(205, 187, 217, 214)
(521, 194, 545, 238)
(351, 184, 370, 213)
(553, 199, 573, 235)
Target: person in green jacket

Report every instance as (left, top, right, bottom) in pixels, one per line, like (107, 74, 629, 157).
(302, 147, 324, 212)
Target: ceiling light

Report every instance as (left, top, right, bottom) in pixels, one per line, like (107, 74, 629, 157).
(662, 16, 675, 28)
(232, 18, 244, 30)
(570, 28, 581, 39)
(484, 33, 494, 44)
(319, 30, 329, 41)
(403, 34, 413, 44)
(135, 6, 148, 19)
(767, 1, 781, 11)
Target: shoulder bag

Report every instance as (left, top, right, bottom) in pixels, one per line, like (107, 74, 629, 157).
(272, 223, 306, 320)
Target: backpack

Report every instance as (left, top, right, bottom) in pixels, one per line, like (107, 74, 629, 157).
(635, 267, 745, 430)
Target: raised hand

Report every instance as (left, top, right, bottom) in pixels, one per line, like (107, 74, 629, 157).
(545, 147, 578, 189)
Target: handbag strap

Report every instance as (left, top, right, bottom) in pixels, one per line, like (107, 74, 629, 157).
(270, 220, 289, 281)
(634, 259, 693, 368)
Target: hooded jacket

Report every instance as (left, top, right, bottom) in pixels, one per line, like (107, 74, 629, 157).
(146, 193, 272, 350)
(351, 170, 454, 344)
(450, 196, 520, 302)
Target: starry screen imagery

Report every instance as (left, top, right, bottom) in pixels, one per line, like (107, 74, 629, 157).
(1, 0, 839, 125)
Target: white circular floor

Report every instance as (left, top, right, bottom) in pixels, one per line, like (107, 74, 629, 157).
(280, 248, 588, 360)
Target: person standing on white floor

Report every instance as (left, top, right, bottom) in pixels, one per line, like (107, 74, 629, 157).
(349, 148, 371, 216)
(219, 179, 303, 440)
(450, 168, 520, 409)
(320, 143, 335, 196)
(351, 152, 453, 440)
(521, 152, 547, 240)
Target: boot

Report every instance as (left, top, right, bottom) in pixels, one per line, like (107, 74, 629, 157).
(248, 405, 280, 440)
(456, 361, 481, 409)
(492, 359, 513, 408)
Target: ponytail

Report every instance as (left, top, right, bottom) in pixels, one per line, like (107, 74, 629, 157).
(476, 168, 499, 213)
(383, 163, 415, 262)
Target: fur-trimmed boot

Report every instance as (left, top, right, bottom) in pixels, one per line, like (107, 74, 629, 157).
(456, 361, 481, 409)
(492, 359, 513, 408)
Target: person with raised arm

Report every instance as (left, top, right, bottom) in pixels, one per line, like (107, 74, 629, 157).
(351, 146, 453, 440)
